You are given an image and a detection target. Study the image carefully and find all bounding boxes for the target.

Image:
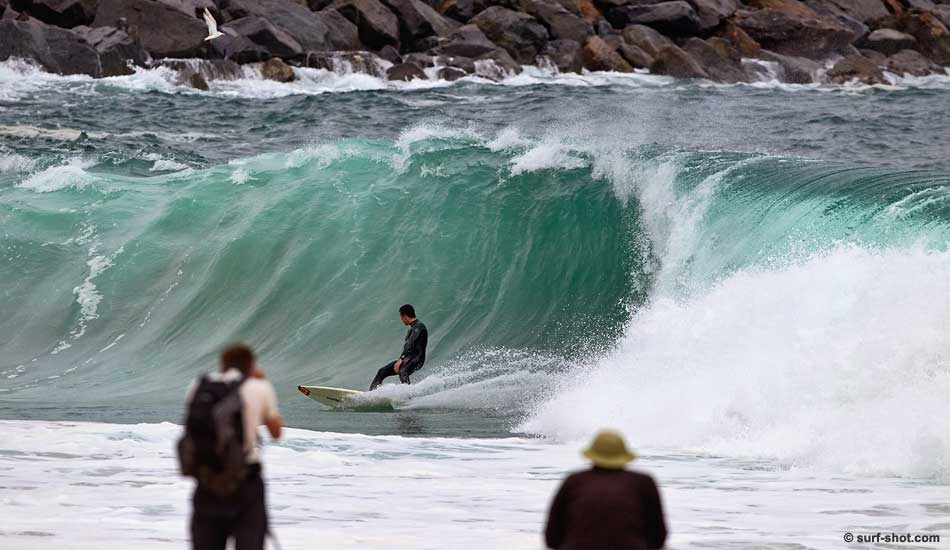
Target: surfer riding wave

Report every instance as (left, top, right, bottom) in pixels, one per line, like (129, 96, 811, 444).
(369, 304, 428, 391)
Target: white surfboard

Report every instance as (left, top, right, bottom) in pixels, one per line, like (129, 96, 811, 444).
(297, 385, 395, 411)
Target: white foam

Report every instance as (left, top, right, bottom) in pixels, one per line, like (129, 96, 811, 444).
(17, 158, 96, 193)
(0, 152, 36, 174)
(143, 153, 188, 172)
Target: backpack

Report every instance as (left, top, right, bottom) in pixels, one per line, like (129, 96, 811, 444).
(177, 375, 247, 496)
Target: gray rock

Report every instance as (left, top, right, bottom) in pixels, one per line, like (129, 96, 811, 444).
(72, 25, 148, 77)
(378, 44, 403, 63)
(261, 57, 295, 81)
(607, 1, 703, 36)
(332, 0, 400, 50)
(158, 58, 244, 82)
(382, 0, 455, 45)
(437, 65, 467, 79)
(220, 0, 360, 51)
(682, 37, 749, 81)
(404, 52, 434, 66)
(0, 18, 101, 75)
(618, 42, 653, 67)
(227, 16, 303, 59)
(899, 11, 950, 65)
(883, 48, 940, 76)
(434, 23, 498, 57)
(92, 0, 206, 58)
(11, 0, 96, 28)
(189, 72, 209, 89)
(859, 28, 916, 55)
(827, 53, 884, 83)
(687, 0, 738, 32)
(387, 61, 427, 79)
(472, 6, 549, 65)
(621, 24, 674, 57)
(904, 0, 936, 10)
(209, 28, 271, 63)
(757, 49, 819, 82)
(858, 47, 886, 63)
(436, 53, 475, 72)
(520, 0, 593, 43)
(539, 38, 584, 72)
(650, 44, 709, 78)
(583, 35, 634, 71)
(439, 0, 475, 22)
(934, 6, 950, 30)
(735, 8, 858, 59)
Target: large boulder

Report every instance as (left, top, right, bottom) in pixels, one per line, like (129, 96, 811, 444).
(735, 8, 858, 59)
(520, 0, 593, 43)
(682, 36, 749, 81)
(745, 0, 815, 18)
(715, 20, 761, 56)
(826, 53, 884, 83)
(687, 0, 739, 32)
(381, 0, 455, 47)
(158, 58, 244, 82)
(261, 57, 295, 82)
(621, 23, 675, 56)
(72, 25, 148, 76)
(803, 0, 888, 24)
(387, 61, 426, 79)
(220, 0, 360, 51)
(305, 50, 387, 77)
(899, 11, 950, 64)
(430, 24, 523, 74)
(472, 6, 549, 65)
(10, 0, 96, 28)
(225, 16, 303, 59)
(757, 48, 819, 82)
(0, 18, 102, 75)
(207, 27, 269, 63)
(606, 1, 703, 36)
(582, 34, 634, 71)
(332, 0, 400, 50)
(539, 37, 584, 72)
(618, 41, 653, 67)
(859, 27, 916, 54)
(650, 44, 709, 77)
(92, 0, 205, 58)
(883, 48, 940, 75)
(934, 5, 950, 30)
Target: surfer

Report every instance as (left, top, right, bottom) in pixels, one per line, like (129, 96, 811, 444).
(369, 304, 428, 390)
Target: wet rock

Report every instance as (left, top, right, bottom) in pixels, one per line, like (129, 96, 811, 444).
(802, 0, 888, 24)
(436, 54, 475, 72)
(757, 49, 819, 82)
(438, 0, 475, 22)
(859, 27, 916, 54)
(220, 0, 361, 51)
(899, 11, 950, 65)
(434, 23, 499, 57)
(682, 37, 749, 81)
(826, 53, 884, 83)
(650, 44, 709, 77)
(10, 0, 96, 28)
(883, 48, 940, 75)
(207, 28, 270, 64)
(735, 8, 858, 59)
(607, 1, 703, 36)
(539, 37, 584, 72)
(72, 25, 148, 77)
(746, 0, 816, 18)
(378, 44, 403, 63)
(472, 6, 549, 65)
(159, 58, 245, 81)
(227, 16, 304, 59)
(261, 57, 296, 82)
(437, 65, 467, 79)
(621, 24, 674, 57)
(0, 18, 100, 75)
(618, 42, 653, 67)
(583, 34, 634, 71)
(305, 51, 387, 77)
(859, 47, 887, 63)
(382, 0, 455, 46)
(332, 0, 401, 50)
(92, 0, 206, 58)
(189, 72, 209, 90)
(520, 0, 593, 43)
(387, 61, 427, 79)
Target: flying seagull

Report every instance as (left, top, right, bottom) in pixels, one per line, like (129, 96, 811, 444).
(203, 8, 224, 41)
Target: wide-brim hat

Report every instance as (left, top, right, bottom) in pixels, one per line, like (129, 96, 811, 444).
(582, 430, 636, 469)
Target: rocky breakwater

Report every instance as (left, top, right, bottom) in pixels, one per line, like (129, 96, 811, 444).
(1, 0, 949, 86)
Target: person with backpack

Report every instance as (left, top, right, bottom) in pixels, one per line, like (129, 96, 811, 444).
(179, 343, 283, 550)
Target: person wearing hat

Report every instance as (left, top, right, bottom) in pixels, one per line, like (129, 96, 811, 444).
(544, 430, 667, 550)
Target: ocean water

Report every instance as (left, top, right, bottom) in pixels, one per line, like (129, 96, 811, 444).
(1, 59, 950, 548)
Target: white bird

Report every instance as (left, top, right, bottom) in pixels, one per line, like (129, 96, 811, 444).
(202, 8, 224, 41)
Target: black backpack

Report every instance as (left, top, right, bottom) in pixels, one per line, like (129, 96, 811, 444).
(177, 375, 247, 496)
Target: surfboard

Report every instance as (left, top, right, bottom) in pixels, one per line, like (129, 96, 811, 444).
(297, 385, 395, 412)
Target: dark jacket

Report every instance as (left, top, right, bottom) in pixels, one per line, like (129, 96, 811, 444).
(399, 319, 427, 367)
(545, 467, 667, 550)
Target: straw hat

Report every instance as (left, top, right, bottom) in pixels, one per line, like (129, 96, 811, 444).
(582, 430, 636, 469)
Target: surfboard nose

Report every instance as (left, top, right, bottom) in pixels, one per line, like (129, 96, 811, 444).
(297, 386, 311, 396)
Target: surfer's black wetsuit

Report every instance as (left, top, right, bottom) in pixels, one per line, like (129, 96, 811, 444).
(370, 319, 428, 390)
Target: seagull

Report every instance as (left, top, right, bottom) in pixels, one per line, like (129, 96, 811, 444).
(203, 8, 224, 41)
